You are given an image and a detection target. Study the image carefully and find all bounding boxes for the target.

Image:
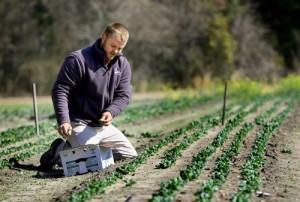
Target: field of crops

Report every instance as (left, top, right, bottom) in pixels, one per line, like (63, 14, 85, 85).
(1, 79, 300, 202)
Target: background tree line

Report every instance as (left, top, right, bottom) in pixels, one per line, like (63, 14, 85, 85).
(0, 0, 299, 95)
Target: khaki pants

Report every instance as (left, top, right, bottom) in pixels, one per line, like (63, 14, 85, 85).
(55, 122, 137, 160)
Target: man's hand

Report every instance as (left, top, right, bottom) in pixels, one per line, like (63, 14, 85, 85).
(100, 111, 113, 126)
(58, 122, 72, 139)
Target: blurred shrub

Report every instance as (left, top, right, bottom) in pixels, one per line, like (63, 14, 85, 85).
(228, 78, 264, 100)
(277, 74, 300, 94)
(16, 56, 61, 94)
(206, 14, 236, 79)
(231, 6, 283, 81)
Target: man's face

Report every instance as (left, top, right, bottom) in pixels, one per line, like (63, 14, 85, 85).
(101, 33, 127, 61)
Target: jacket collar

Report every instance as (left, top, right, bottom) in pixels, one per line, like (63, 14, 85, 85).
(92, 38, 122, 68)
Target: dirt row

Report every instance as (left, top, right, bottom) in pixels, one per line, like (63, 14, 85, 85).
(256, 103, 300, 202)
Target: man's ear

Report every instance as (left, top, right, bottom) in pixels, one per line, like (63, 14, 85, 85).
(101, 32, 107, 40)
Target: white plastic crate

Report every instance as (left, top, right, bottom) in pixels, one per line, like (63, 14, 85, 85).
(59, 144, 114, 177)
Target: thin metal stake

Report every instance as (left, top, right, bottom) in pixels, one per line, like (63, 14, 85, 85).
(221, 81, 228, 125)
(32, 83, 40, 136)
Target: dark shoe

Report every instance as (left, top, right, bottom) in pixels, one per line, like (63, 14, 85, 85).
(39, 138, 64, 170)
(113, 152, 134, 162)
(113, 153, 123, 161)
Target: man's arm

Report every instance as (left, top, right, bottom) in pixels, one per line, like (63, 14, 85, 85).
(105, 59, 131, 117)
(52, 55, 83, 136)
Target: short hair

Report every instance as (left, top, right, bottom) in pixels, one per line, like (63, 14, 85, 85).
(103, 22, 129, 42)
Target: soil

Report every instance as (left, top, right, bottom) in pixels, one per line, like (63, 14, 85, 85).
(1, 99, 300, 202)
(255, 103, 300, 202)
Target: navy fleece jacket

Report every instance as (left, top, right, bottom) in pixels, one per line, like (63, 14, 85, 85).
(52, 38, 131, 126)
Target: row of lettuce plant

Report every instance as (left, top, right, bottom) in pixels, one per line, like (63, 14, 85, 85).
(149, 99, 265, 202)
(68, 107, 234, 202)
(196, 123, 254, 201)
(120, 94, 220, 123)
(0, 121, 56, 147)
(0, 133, 56, 159)
(231, 98, 297, 202)
(0, 104, 54, 122)
(195, 98, 285, 201)
(156, 106, 239, 169)
(254, 99, 284, 125)
(0, 133, 58, 169)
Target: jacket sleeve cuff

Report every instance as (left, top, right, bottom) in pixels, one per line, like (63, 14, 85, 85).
(57, 116, 71, 126)
(104, 108, 118, 118)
